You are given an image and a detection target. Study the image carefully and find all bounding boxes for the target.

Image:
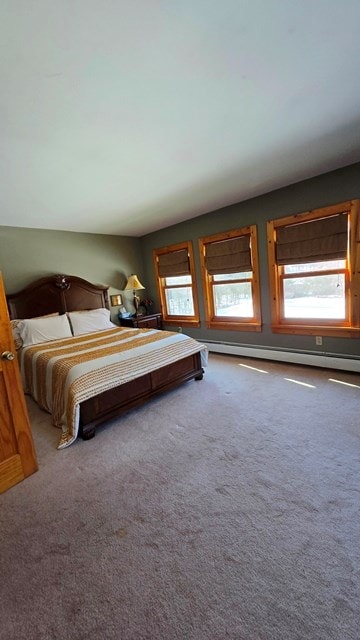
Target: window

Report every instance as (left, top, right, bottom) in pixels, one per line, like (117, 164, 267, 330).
(267, 200, 360, 337)
(199, 225, 262, 331)
(153, 241, 200, 326)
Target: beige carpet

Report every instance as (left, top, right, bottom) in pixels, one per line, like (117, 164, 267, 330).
(1, 353, 360, 640)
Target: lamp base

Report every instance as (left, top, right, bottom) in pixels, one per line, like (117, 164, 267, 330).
(133, 292, 140, 315)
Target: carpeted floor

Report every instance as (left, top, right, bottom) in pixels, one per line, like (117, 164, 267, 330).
(1, 353, 360, 640)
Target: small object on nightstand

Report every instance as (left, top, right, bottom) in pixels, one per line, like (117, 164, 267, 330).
(140, 298, 154, 315)
(118, 305, 131, 320)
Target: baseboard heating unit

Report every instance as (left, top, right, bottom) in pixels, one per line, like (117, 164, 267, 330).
(202, 341, 360, 373)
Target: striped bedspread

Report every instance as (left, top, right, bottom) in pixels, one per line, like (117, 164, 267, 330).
(19, 327, 207, 449)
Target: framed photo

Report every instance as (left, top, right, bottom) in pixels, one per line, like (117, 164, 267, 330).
(110, 294, 123, 306)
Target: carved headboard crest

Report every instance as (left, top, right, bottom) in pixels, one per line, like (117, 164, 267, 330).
(54, 275, 71, 290)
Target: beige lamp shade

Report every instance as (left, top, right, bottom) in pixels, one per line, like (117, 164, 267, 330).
(124, 274, 145, 291)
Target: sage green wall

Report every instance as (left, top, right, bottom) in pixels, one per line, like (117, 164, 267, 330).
(0, 227, 143, 319)
(2, 163, 359, 357)
(140, 162, 360, 358)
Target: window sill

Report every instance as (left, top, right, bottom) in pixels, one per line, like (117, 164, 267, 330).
(163, 318, 201, 328)
(271, 324, 360, 338)
(207, 321, 262, 332)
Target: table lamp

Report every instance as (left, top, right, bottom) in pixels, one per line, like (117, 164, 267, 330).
(124, 274, 145, 315)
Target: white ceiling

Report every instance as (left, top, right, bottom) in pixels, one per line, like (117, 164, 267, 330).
(1, 1, 360, 237)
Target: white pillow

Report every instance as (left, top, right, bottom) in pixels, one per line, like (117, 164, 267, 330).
(20, 314, 72, 347)
(67, 308, 116, 336)
(11, 313, 60, 350)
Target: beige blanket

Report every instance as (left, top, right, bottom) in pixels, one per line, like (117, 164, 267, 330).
(20, 327, 207, 449)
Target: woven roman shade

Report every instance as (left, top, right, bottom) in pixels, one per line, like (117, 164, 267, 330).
(157, 249, 190, 277)
(276, 213, 348, 265)
(205, 235, 251, 275)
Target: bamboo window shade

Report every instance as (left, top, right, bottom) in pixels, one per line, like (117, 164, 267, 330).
(157, 249, 190, 277)
(276, 213, 348, 265)
(205, 235, 252, 275)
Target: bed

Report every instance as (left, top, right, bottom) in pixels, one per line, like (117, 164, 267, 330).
(7, 274, 207, 449)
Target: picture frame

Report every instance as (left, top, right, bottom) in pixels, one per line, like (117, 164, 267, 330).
(110, 294, 123, 307)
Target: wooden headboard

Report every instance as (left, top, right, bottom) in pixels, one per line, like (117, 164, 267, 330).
(6, 274, 109, 320)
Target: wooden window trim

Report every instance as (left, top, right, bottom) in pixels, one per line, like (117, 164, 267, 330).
(199, 225, 262, 332)
(153, 241, 200, 327)
(267, 199, 360, 338)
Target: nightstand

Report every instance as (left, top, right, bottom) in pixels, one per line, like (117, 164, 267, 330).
(119, 313, 163, 330)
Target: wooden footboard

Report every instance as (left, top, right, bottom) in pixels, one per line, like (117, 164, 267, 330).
(79, 351, 204, 439)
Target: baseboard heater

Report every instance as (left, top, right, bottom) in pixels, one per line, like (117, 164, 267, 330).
(202, 341, 360, 373)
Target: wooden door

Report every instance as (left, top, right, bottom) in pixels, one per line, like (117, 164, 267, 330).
(0, 273, 37, 493)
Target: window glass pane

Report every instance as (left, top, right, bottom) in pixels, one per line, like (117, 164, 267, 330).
(284, 259, 346, 274)
(165, 275, 192, 286)
(213, 282, 253, 317)
(213, 271, 252, 281)
(165, 287, 194, 316)
(283, 274, 346, 319)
